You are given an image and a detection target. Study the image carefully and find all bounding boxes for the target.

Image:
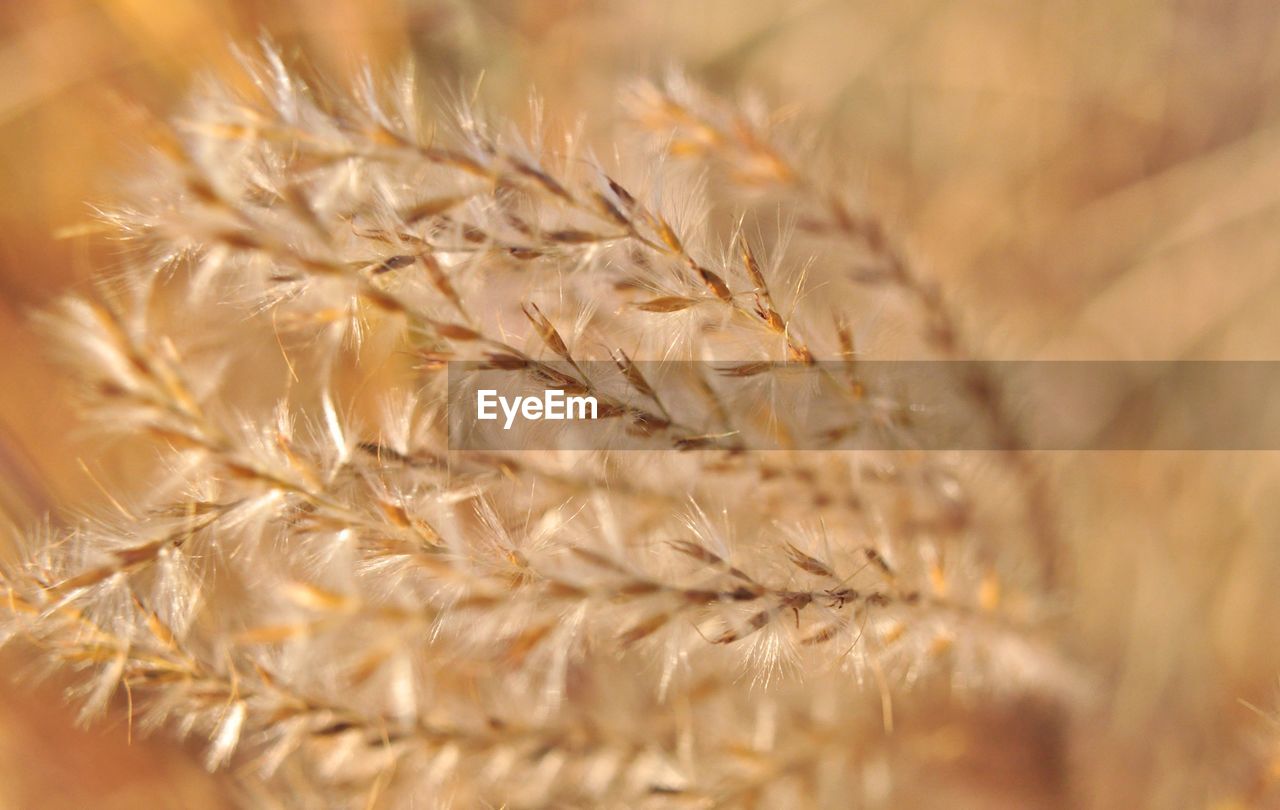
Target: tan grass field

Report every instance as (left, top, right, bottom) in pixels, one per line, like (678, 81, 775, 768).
(1, 2, 1278, 807)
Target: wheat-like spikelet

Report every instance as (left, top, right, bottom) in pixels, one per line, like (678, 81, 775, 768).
(1, 50, 1102, 808)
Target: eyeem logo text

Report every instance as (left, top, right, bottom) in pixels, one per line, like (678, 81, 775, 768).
(476, 389, 599, 430)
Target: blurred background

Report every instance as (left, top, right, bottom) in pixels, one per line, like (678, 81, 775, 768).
(2, 0, 1279, 806)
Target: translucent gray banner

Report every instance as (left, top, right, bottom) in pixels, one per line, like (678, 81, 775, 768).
(446, 360, 1280, 451)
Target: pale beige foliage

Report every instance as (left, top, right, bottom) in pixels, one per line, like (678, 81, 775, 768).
(0, 48, 1272, 810)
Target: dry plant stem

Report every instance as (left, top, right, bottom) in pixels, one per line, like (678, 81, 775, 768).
(56, 289, 982, 665)
(177, 143, 730, 451)
(0, 55, 1089, 808)
(806, 197, 1061, 586)
(4, 588, 654, 804)
(637, 85, 1061, 586)
(173, 107, 902, 469)
(5, 574, 990, 808)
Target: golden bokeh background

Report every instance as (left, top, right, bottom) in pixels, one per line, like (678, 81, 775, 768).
(2, 1, 1279, 806)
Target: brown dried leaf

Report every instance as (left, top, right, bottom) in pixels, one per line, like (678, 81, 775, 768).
(717, 361, 773, 377)
(417, 251, 465, 314)
(784, 543, 836, 578)
(569, 546, 630, 574)
(669, 539, 725, 566)
(696, 265, 733, 302)
(546, 229, 605, 244)
(435, 322, 483, 341)
(483, 353, 530, 370)
(612, 350, 656, 399)
(400, 194, 472, 224)
(740, 243, 767, 290)
(657, 218, 685, 255)
(521, 302, 571, 359)
(512, 160, 571, 200)
(636, 296, 698, 313)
